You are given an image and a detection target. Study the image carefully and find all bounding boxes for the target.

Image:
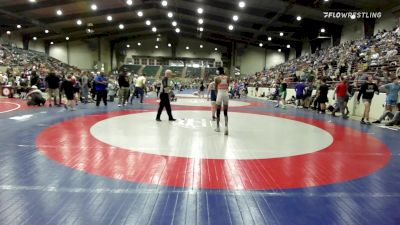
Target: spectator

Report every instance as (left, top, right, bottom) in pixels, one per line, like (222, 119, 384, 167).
(45, 71, 60, 107)
(95, 72, 108, 106)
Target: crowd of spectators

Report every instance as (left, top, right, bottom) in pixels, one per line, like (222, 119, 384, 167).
(245, 25, 400, 88)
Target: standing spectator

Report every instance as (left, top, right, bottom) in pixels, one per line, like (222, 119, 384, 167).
(30, 71, 39, 87)
(135, 73, 146, 103)
(61, 74, 76, 111)
(95, 72, 108, 107)
(81, 72, 89, 103)
(45, 71, 60, 107)
(118, 72, 130, 107)
(156, 70, 176, 121)
(275, 78, 287, 109)
(154, 80, 161, 98)
(317, 78, 329, 114)
(199, 82, 205, 99)
(332, 76, 349, 119)
(294, 81, 306, 108)
(357, 75, 379, 124)
(207, 80, 217, 120)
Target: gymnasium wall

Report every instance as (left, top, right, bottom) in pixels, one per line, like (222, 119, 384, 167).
(49, 43, 68, 64)
(265, 50, 285, 69)
(49, 38, 111, 71)
(321, 39, 332, 49)
(301, 40, 312, 56)
(235, 46, 285, 74)
(0, 33, 23, 48)
(374, 10, 399, 34)
(29, 39, 45, 53)
(124, 37, 225, 61)
(237, 45, 266, 75)
(340, 20, 365, 44)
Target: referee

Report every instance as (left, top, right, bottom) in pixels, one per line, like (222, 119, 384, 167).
(156, 70, 176, 121)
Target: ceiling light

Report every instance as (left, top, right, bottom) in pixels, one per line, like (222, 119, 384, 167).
(66, 37, 69, 41)
(287, 44, 290, 48)
(296, 16, 302, 21)
(259, 43, 263, 47)
(215, 48, 218, 51)
(175, 28, 180, 33)
(17, 25, 21, 29)
(76, 19, 83, 25)
(119, 24, 125, 29)
(33, 37, 37, 40)
(50, 42, 54, 45)
(172, 21, 177, 26)
(278, 49, 281, 52)
(56, 9, 63, 16)
(137, 11, 143, 17)
(199, 27, 204, 32)
(126, 0, 133, 5)
(45, 29, 49, 33)
(152, 27, 157, 32)
(146, 20, 151, 26)
(233, 15, 239, 21)
(127, 44, 130, 48)
(137, 42, 141, 46)
(197, 8, 203, 14)
(321, 28, 326, 33)
(200, 44, 203, 48)
(161, 0, 167, 7)
(167, 12, 173, 18)
(91, 4, 97, 11)
(29, 0, 36, 2)
(198, 18, 203, 24)
(168, 43, 172, 47)
(238, 1, 246, 8)
(186, 46, 190, 50)
(155, 45, 159, 49)
(228, 24, 234, 30)
(324, 0, 329, 2)
(268, 37, 272, 41)
(6, 31, 11, 35)
(280, 32, 284, 36)
(107, 15, 113, 21)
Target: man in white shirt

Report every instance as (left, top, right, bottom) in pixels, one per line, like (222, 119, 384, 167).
(135, 73, 146, 103)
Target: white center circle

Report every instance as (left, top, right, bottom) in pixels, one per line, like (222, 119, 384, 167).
(166, 97, 250, 107)
(90, 111, 333, 159)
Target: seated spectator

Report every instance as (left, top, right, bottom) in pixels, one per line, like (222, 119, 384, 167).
(25, 86, 46, 106)
(385, 108, 400, 126)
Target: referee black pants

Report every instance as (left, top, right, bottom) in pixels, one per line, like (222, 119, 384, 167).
(156, 93, 173, 120)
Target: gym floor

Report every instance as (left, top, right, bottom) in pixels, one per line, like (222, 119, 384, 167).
(0, 92, 399, 225)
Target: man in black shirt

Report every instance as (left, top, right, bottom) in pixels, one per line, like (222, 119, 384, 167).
(117, 72, 130, 107)
(156, 70, 176, 121)
(357, 75, 379, 124)
(317, 78, 329, 114)
(45, 71, 60, 107)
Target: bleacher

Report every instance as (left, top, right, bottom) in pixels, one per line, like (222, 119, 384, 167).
(0, 42, 75, 71)
(142, 65, 160, 76)
(120, 65, 142, 73)
(186, 67, 202, 78)
(205, 67, 217, 76)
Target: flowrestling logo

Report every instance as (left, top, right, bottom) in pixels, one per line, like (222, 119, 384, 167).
(323, 11, 382, 19)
